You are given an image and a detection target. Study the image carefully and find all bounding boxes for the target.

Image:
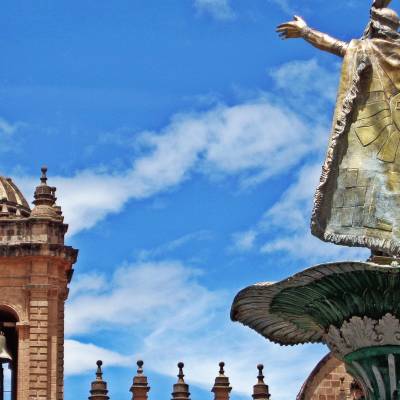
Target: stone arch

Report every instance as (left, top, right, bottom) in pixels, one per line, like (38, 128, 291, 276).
(0, 304, 21, 323)
(297, 353, 355, 400)
(0, 302, 21, 400)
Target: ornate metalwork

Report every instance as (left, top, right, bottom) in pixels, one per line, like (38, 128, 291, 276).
(277, 5, 400, 256)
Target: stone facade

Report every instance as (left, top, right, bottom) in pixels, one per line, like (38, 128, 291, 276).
(297, 354, 362, 400)
(0, 168, 77, 400)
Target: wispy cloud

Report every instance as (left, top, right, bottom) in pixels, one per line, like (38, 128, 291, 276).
(65, 260, 326, 399)
(194, 0, 235, 20)
(231, 230, 257, 252)
(268, 0, 366, 16)
(233, 162, 369, 262)
(0, 118, 21, 136)
(231, 58, 369, 262)
(259, 163, 369, 261)
(267, 0, 294, 14)
(0, 117, 26, 154)
(66, 261, 219, 336)
(270, 58, 339, 105)
(18, 94, 323, 236)
(137, 230, 213, 260)
(65, 340, 132, 375)
(14, 60, 336, 239)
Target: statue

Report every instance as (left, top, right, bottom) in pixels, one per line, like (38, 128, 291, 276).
(231, 5, 400, 398)
(277, 1, 400, 256)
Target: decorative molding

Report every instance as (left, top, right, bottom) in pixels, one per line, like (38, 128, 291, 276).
(324, 313, 400, 358)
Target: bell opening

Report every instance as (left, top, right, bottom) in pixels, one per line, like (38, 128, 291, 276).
(0, 308, 18, 400)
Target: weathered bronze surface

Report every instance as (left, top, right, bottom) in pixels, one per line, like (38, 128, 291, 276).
(277, 2, 400, 255)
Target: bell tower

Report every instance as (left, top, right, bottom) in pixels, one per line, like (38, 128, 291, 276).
(0, 168, 77, 400)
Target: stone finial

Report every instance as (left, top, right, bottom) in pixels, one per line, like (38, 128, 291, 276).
(51, 186, 64, 220)
(130, 360, 150, 400)
(31, 166, 60, 220)
(40, 166, 48, 185)
(171, 362, 190, 400)
(89, 360, 110, 400)
(212, 362, 232, 400)
(252, 364, 270, 400)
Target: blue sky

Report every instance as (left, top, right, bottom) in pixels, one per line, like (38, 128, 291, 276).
(0, 0, 394, 399)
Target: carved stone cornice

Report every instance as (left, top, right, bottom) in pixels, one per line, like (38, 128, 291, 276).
(0, 243, 78, 263)
(324, 314, 400, 359)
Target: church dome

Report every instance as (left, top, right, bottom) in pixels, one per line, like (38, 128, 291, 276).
(0, 176, 31, 219)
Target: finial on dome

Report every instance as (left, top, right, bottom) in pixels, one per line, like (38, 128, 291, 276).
(257, 364, 264, 384)
(252, 364, 270, 400)
(172, 362, 190, 400)
(96, 360, 103, 380)
(212, 361, 231, 400)
(219, 362, 226, 376)
(177, 362, 185, 383)
(130, 360, 150, 400)
(137, 360, 144, 374)
(40, 166, 48, 185)
(89, 360, 109, 400)
(31, 167, 61, 221)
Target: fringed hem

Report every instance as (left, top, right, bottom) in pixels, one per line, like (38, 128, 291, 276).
(311, 43, 370, 246)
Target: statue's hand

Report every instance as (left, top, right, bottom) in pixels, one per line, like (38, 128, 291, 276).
(276, 15, 307, 39)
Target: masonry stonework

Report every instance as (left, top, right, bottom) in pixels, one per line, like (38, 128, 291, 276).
(297, 354, 362, 400)
(0, 169, 77, 400)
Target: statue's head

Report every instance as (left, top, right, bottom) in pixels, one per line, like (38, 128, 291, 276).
(363, 6, 400, 39)
(371, 7, 400, 31)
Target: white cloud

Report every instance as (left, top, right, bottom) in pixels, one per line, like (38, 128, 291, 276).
(65, 261, 220, 336)
(65, 260, 326, 399)
(19, 95, 324, 236)
(259, 163, 369, 261)
(14, 59, 335, 238)
(231, 230, 256, 251)
(137, 230, 213, 260)
(0, 118, 20, 136)
(194, 0, 235, 20)
(270, 58, 339, 104)
(0, 117, 26, 154)
(268, 0, 365, 14)
(228, 59, 369, 263)
(234, 163, 369, 262)
(65, 340, 132, 375)
(267, 0, 294, 14)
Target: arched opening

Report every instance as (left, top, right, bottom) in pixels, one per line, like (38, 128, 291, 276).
(0, 307, 19, 400)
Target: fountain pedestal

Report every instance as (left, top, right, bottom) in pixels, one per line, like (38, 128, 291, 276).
(231, 261, 400, 399)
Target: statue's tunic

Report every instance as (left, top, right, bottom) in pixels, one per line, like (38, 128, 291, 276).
(311, 38, 400, 255)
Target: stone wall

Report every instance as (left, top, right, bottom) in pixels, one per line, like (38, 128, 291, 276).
(297, 353, 360, 400)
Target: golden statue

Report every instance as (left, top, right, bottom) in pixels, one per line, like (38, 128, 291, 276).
(277, 0, 400, 256)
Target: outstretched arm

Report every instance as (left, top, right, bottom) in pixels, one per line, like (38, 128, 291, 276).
(276, 16, 349, 58)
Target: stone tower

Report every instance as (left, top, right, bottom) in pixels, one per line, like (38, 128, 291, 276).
(0, 168, 77, 400)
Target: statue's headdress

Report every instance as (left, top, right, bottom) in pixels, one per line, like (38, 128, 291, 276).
(372, 0, 392, 8)
(362, 0, 400, 39)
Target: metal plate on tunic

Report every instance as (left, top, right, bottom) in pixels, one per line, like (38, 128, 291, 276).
(390, 92, 400, 131)
(354, 98, 391, 147)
